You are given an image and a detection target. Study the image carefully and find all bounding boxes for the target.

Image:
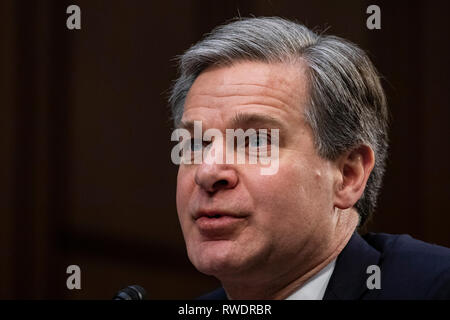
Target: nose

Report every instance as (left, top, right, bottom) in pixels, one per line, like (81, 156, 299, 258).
(194, 162, 239, 194)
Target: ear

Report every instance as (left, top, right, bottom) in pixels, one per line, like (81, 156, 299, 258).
(334, 145, 375, 210)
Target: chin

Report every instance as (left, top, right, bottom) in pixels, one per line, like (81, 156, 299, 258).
(188, 239, 244, 276)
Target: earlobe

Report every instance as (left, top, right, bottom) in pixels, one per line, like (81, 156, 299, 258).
(334, 145, 375, 210)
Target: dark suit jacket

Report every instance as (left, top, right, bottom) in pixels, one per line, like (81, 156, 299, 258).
(197, 232, 450, 300)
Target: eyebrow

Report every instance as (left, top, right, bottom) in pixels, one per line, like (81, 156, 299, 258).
(229, 112, 285, 131)
(179, 112, 286, 132)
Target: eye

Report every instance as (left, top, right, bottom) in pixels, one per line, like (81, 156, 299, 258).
(248, 133, 270, 149)
(187, 138, 203, 152)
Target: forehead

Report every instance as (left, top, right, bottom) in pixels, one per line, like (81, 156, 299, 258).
(182, 60, 309, 126)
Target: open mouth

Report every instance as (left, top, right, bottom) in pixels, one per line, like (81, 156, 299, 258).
(194, 210, 246, 220)
(194, 211, 248, 237)
(195, 213, 231, 221)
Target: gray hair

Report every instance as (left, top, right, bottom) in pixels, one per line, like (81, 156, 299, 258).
(169, 17, 389, 227)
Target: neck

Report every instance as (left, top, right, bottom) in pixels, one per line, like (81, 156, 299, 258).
(221, 208, 359, 300)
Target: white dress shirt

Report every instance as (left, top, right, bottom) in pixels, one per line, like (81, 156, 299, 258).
(285, 259, 336, 300)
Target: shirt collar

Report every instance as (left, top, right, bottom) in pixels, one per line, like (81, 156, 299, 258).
(285, 258, 336, 300)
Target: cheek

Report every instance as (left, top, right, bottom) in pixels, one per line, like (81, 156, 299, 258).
(245, 160, 331, 234)
(176, 167, 193, 223)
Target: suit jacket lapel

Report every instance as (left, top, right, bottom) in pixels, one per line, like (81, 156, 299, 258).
(323, 232, 381, 300)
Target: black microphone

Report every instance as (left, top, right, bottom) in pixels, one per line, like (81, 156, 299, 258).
(113, 285, 147, 300)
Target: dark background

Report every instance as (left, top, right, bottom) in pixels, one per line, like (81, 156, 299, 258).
(1, 0, 449, 299)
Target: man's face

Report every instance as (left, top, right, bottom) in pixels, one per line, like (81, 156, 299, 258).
(176, 60, 339, 280)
